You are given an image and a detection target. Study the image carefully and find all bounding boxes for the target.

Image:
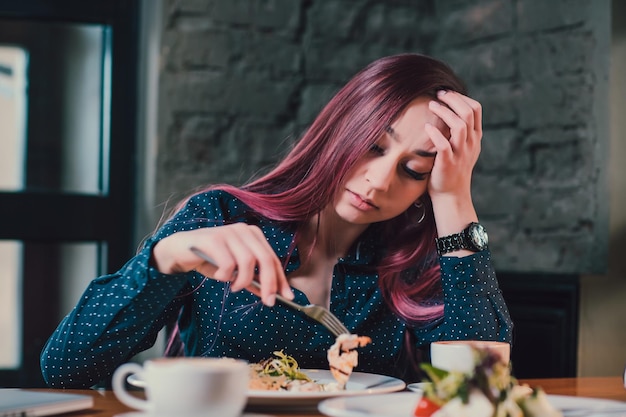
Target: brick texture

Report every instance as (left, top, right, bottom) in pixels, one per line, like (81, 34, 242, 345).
(155, 0, 610, 274)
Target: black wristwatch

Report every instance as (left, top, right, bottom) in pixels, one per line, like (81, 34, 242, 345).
(435, 222, 489, 256)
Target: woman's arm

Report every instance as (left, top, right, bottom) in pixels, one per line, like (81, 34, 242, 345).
(39, 192, 219, 388)
(40, 190, 293, 388)
(426, 90, 483, 256)
(412, 250, 513, 345)
(40, 246, 189, 388)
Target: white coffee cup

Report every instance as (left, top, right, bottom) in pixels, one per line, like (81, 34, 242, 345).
(431, 340, 510, 373)
(112, 357, 249, 417)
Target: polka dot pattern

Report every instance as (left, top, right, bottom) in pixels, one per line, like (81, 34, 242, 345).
(40, 190, 513, 388)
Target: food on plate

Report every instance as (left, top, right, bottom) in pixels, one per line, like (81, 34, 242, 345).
(248, 350, 336, 392)
(414, 346, 563, 417)
(413, 396, 442, 417)
(327, 334, 372, 389)
(248, 333, 371, 392)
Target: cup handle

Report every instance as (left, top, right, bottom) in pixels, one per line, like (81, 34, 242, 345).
(112, 363, 150, 411)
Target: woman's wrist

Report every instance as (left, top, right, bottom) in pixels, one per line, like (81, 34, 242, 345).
(430, 193, 478, 237)
(150, 239, 175, 274)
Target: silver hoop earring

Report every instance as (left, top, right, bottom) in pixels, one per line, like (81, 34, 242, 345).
(413, 200, 425, 224)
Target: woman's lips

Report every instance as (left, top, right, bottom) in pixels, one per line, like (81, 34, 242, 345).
(347, 190, 378, 211)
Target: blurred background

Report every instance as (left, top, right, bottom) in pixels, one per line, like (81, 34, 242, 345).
(0, 0, 623, 387)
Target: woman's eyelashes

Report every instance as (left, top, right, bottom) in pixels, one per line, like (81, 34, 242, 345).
(368, 144, 428, 181)
(369, 143, 385, 155)
(402, 166, 428, 180)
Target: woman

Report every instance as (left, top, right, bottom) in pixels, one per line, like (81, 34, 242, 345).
(40, 53, 513, 388)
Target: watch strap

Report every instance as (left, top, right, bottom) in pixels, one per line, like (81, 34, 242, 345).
(435, 231, 469, 256)
(435, 222, 487, 256)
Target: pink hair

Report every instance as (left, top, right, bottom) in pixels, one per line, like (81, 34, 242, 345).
(174, 53, 467, 325)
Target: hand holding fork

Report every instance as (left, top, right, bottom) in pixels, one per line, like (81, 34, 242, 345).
(189, 246, 350, 337)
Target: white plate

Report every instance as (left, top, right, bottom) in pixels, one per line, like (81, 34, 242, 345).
(128, 369, 406, 408)
(115, 413, 271, 417)
(318, 392, 626, 417)
(548, 395, 626, 416)
(319, 392, 422, 417)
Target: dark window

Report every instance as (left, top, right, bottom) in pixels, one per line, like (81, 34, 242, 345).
(0, 0, 140, 387)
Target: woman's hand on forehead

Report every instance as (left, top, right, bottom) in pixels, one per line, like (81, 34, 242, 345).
(424, 90, 482, 198)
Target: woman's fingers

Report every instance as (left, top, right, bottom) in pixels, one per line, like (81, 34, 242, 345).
(215, 225, 260, 289)
(436, 90, 482, 136)
(428, 90, 483, 151)
(154, 225, 293, 306)
(425, 90, 483, 196)
(428, 94, 468, 148)
(200, 224, 292, 306)
(424, 121, 452, 156)
(226, 224, 289, 305)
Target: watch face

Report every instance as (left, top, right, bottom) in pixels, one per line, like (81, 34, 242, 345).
(468, 223, 488, 250)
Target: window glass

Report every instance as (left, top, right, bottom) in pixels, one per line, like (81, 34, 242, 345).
(0, 20, 110, 195)
(58, 242, 103, 317)
(0, 47, 27, 190)
(0, 241, 22, 368)
(0, 241, 101, 371)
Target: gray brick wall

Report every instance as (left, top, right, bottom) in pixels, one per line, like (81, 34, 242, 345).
(431, 0, 610, 273)
(155, 0, 610, 274)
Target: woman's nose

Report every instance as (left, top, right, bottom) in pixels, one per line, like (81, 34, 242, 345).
(365, 159, 394, 191)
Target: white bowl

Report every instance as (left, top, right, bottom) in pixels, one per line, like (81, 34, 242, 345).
(431, 340, 510, 373)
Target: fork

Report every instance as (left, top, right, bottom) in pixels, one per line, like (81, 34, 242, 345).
(189, 246, 350, 337)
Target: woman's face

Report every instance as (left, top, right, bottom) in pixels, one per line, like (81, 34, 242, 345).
(334, 97, 448, 225)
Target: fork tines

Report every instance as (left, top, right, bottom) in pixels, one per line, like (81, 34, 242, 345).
(319, 313, 350, 337)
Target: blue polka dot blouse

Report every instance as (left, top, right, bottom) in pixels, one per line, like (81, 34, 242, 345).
(40, 190, 513, 388)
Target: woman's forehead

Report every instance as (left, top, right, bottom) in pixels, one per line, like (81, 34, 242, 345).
(391, 98, 449, 146)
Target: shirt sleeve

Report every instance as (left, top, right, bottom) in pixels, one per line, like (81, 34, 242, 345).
(411, 250, 514, 347)
(39, 190, 235, 388)
(39, 244, 190, 388)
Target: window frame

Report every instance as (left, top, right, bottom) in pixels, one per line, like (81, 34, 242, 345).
(0, 0, 140, 387)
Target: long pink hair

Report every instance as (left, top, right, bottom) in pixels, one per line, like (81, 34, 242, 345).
(174, 53, 467, 325)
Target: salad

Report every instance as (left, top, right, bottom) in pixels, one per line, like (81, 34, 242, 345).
(414, 347, 563, 417)
(248, 334, 371, 392)
(248, 350, 337, 391)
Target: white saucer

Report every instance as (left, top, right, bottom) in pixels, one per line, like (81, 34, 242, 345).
(318, 392, 421, 417)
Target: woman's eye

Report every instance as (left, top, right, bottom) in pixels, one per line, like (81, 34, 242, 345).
(403, 166, 428, 180)
(369, 144, 385, 155)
